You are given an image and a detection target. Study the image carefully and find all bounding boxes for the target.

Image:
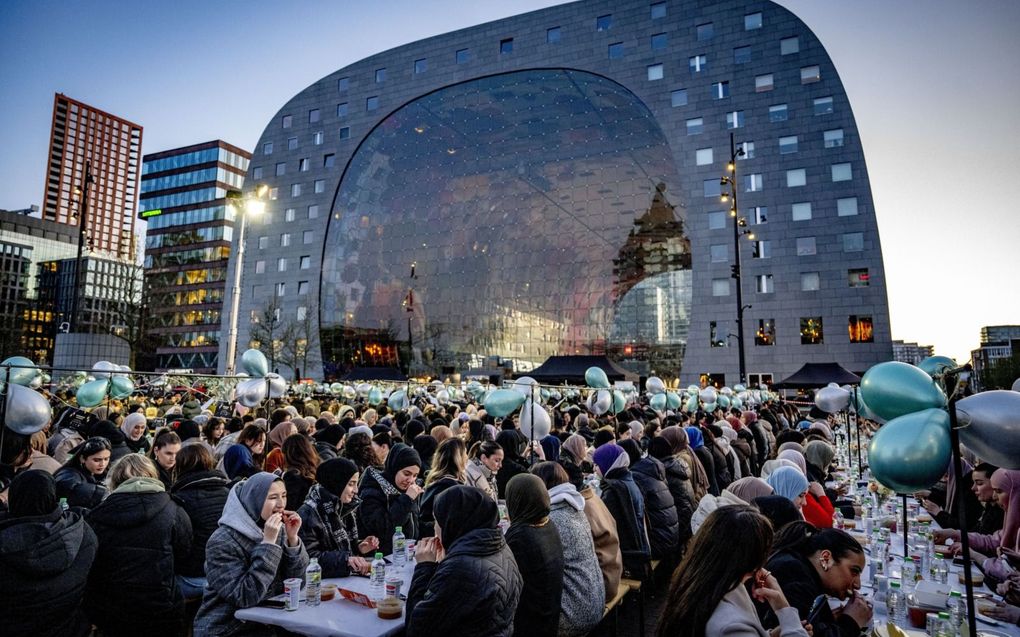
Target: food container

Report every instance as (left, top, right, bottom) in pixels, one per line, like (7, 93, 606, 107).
(958, 570, 984, 586)
(908, 604, 941, 629)
(376, 596, 403, 620)
(283, 578, 302, 611)
(320, 584, 336, 601)
(912, 581, 950, 608)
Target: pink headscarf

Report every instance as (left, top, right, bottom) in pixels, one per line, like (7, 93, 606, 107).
(562, 434, 589, 463)
(741, 411, 758, 425)
(991, 469, 1020, 551)
(726, 477, 774, 503)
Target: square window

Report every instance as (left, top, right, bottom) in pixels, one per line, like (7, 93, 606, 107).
(801, 271, 820, 291)
(291, 183, 301, 197)
(791, 202, 812, 221)
(651, 33, 667, 50)
(786, 168, 807, 187)
(697, 22, 714, 40)
(276, 282, 286, 297)
(456, 48, 470, 64)
(769, 104, 788, 122)
(285, 208, 296, 222)
(269, 188, 278, 200)
(781, 36, 800, 55)
(756, 274, 774, 294)
(779, 135, 798, 154)
(596, 14, 612, 31)
(800, 316, 824, 344)
(849, 315, 874, 343)
(288, 137, 298, 150)
(339, 127, 350, 140)
(824, 129, 845, 148)
(842, 232, 864, 252)
(848, 268, 870, 287)
(337, 102, 349, 118)
(738, 141, 755, 158)
(752, 240, 771, 259)
(696, 147, 714, 165)
(313, 131, 324, 145)
(263, 141, 273, 155)
(726, 110, 745, 129)
(314, 179, 325, 193)
(299, 158, 309, 172)
(703, 179, 722, 197)
(275, 162, 286, 177)
(281, 233, 291, 247)
(709, 244, 727, 262)
(750, 206, 768, 224)
(282, 114, 293, 129)
(337, 77, 350, 92)
(801, 65, 821, 84)
(686, 117, 704, 135)
(297, 306, 307, 321)
(796, 236, 817, 256)
(308, 205, 319, 219)
(298, 281, 309, 295)
(309, 108, 320, 123)
(708, 211, 726, 230)
(755, 319, 776, 346)
(837, 197, 858, 217)
(255, 260, 265, 274)
(755, 74, 774, 92)
(744, 173, 762, 191)
(300, 256, 311, 270)
(733, 46, 751, 64)
(745, 12, 763, 30)
(500, 38, 513, 54)
(547, 26, 561, 43)
(414, 58, 427, 74)
(712, 278, 730, 296)
(651, 2, 666, 19)
(832, 162, 852, 181)
(689, 54, 707, 73)
(814, 96, 834, 115)
(366, 96, 379, 111)
(375, 68, 387, 83)
(303, 230, 314, 244)
(712, 81, 730, 99)
(671, 89, 688, 107)
(710, 321, 727, 348)
(608, 42, 624, 59)
(278, 257, 287, 272)
(647, 64, 663, 80)
(324, 154, 335, 168)
(252, 166, 263, 180)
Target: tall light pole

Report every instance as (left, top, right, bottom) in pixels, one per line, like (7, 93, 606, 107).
(224, 185, 268, 375)
(719, 133, 755, 385)
(69, 161, 94, 333)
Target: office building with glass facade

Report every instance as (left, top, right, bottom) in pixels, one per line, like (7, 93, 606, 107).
(140, 141, 250, 372)
(225, 0, 892, 384)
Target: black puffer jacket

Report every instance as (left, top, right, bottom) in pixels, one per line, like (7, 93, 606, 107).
(170, 469, 230, 578)
(54, 465, 107, 509)
(0, 508, 98, 637)
(693, 446, 720, 496)
(282, 469, 315, 509)
(86, 482, 193, 637)
(356, 468, 420, 555)
(505, 522, 564, 637)
(406, 527, 522, 637)
(761, 550, 862, 637)
(661, 456, 695, 548)
(630, 456, 680, 560)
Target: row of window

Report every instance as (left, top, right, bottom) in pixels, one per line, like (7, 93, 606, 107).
(706, 198, 860, 231)
(682, 96, 834, 135)
(254, 255, 313, 273)
(709, 315, 874, 348)
(255, 231, 316, 249)
(711, 267, 871, 297)
(711, 231, 868, 262)
(143, 204, 235, 231)
(263, 130, 349, 157)
(694, 129, 843, 168)
(703, 164, 853, 200)
(253, 153, 336, 180)
(256, 281, 312, 297)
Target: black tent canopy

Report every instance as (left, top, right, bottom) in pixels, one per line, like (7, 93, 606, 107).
(525, 355, 638, 385)
(774, 362, 861, 389)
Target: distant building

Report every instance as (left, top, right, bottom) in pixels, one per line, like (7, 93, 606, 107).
(891, 340, 934, 365)
(139, 141, 250, 373)
(971, 324, 1020, 389)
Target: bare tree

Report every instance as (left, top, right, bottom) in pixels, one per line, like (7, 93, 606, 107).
(280, 311, 319, 380)
(248, 298, 290, 373)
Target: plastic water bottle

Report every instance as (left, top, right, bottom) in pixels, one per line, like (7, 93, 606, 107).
(931, 553, 949, 585)
(834, 508, 845, 530)
(59, 497, 69, 512)
(886, 580, 906, 624)
(902, 557, 917, 589)
(937, 611, 955, 637)
(369, 552, 386, 601)
(947, 591, 964, 634)
(305, 557, 322, 606)
(392, 526, 406, 567)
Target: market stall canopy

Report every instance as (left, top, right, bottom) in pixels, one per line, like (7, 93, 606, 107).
(775, 362, 861, 389)
(526, 355, 638, 385)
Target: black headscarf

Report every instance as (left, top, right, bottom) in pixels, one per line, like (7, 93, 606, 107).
(647, 436, 673, 461)
(496, 429, 525, 461)
(506, 473, 550, 527)
(88, 419, 126, 445)
(314, 424, 345, 447)
(753, 495, 802, 531)
(9, 469, 59, 517)
(316, 457, 359, 497)
(619, 439, 643, 467)
(434, 484, 498, 547)
(411, 434, 438, 469)
(382, 443, 422, 485)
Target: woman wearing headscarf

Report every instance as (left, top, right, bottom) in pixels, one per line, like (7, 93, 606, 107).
(0, 470, 98, 637)
(558, 433, 591, 490)
(743, 410, 770, 471)
(411, 434, 439, 480)
(505, 474, 565, 637)
(357, 443, 423, 555)
(406, 485, 522, 637)
(687, 426, 720, 496)
(594, 442, 651, 578)
(662, 425, 710, 501)
(54, 436, 111, 509)
(297, 458, 379, 578)
(622, 439, 680, 561)
(766, 466, 810, 516)
(263, 421, 297, 473)
(170, 445, 230, 601)
(495, 429, 530, 499)
(194, 472, 308, 637)
(776, 449, 834, 528)
(312, 424, 344, 461)
(86, 455, 193, 637)
(120, 412, 151, 454)
(727, 477, 775, 504)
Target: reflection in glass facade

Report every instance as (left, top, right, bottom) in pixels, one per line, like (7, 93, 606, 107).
(321, 70, 691, 376)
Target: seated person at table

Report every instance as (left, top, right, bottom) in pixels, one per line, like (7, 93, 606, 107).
(297, 458, 378, 577)
(932, 463, 1004, 536)
(357, 443, 423, 555)
(406, 485, 522, 637)
(194, 473, 308, 637)
(761, 521, 871, 637)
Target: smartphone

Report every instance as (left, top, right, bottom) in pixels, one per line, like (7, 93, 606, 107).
(259, 599, 287, 609)
(806, 595, 829, 625)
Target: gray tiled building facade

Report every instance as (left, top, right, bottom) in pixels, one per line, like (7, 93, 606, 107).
(222, 0, 892, 385)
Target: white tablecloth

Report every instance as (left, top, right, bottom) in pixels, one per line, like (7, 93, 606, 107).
(235, 561, 415, 637)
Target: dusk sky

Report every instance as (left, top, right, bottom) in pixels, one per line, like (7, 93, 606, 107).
(2, 0, 1017, 363)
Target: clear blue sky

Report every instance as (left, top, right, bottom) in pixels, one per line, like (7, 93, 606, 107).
(1, 0, 1018, 363)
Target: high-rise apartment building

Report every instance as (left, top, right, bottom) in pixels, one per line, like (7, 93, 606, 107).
(139, 141, 250, 372)
(891, 340, 934, 365)
(41, 93, 143, 262)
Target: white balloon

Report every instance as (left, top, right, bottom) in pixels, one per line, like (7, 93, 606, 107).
(356, 383, 372, 397)
(699, 386, 717, 403)
(265, 373, 287, 398)
(92, 361, 117, 379)
(519, 399, 552, 440)
(827, 382, 839, 388)
(512, 376, 539, 397)
(645, 376, 666, 395)
(720, 386, 733, 396)
(587, 389, 612, 416)
(235, 377, 267, 408)
(815, 386, 851, 412)
(1012, 378, 1020, 392)
(437, 389, 450, 404)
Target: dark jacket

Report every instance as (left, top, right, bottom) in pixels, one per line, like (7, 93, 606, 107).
(505, 522, 565, 637)
(748, 421, 770, 470)
(737, 429, 760, 475)
(314, 441, 338, 462)
(54, 465, 107, 509)
(170, 469, 230, 579)
(694, 446, 720, 496)
(356, 467, 420, 555)
(296, 485, 361, 578)
(731, 437, 754, 479)
(661, 456, 696, 548)
(406, 527, 522, 637)
(631, 456, 680, 560)
(600, 467, 651, 578)
(281, 469, 315, 509)
(0, 508, 98, 637)
(419, 475, 462, 538)
(709, 443, 733, 490)
(86, 482, 193, 637)
(558, 449, 586, 490)
(496, 457, 530, 500)
(763, 550, 861, 637)
(974, 501, 1006, 536)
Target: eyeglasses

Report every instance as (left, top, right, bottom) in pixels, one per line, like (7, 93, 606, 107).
(81, 437, 112, 455)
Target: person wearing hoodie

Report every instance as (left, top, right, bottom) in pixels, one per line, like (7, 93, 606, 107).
(221, 425, 265, 482)
(621, 439, 679, 561)
(357, 442, 423, 555)
(593, 442, 651, 579)
(86, 455, 193, 637)
(531, 462, 606, 637)
(406, 485, 523, 637)
(0, 470, 98, 637)
(170, 445, 230, 601)
(120, 412, 151, 454)
(743, 411, 771, 471)
(701, 424, 733, 490)
(54, 436, 111, 509)
(194, 472, 308, 637)
(647, 436, 696, 550)
(312, 423, 344, 461)
(505, 473, 565, 637)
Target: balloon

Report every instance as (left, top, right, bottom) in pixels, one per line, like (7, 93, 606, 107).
(815, 386, 851, 413)
(110, 375, 134, 399)
(731, 397, 743, 410)
(266, 374, 287, 398)
(717, 395, 731, 409)
(587, 389, 612, 416)
(868, 408, 951, 492)
(860, 361, 946, 421)
(356, 383, 372, 397)
(684, 394, 699, 413)
(436, 389, 450, 404)
(666, 392, 681, 410)
(827, 382, 839, 388)
(29, 376, 42, 389)
(76, 378, 110, 408)
(699, 386, 717, 404)
(612, 390, 626, 414)
(466, 381, 485, 399)
(1, 356, 39, 387)
(368, 387, 383, 405)
(585, 367, 610, 389)
(152, 375, 169, 387)
(917, 356, 957, 378)
(3, 383, 52, 434)
(733, 384, 746, 393)
(512, 376, 539, 397)
(519, 399, 551, 440)
(957, 390, 1020, 469)
(235, 378, 267, 408)
(649, 393, 667, 412)
(686, 385, 699, 394)
(484, 389, 526, 418)
(388, 390, 409, 411)
(92, 361, 117, 379)
(1012, 378, 1020, 392)
(330, 382, 344, 394)
(720, 386, 733, 396)
(646, 376, 665, 395)
(703, 402, 716, 412)
(342, 385, 357, 400)
(241, 349, 269, 377)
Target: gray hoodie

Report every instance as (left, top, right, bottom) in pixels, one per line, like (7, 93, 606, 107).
(548, 482, 605, 636)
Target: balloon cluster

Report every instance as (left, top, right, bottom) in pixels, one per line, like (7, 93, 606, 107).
(234, 350, 287, 408)
(1, 356, 52, 434)
(76, 361, 135, 408)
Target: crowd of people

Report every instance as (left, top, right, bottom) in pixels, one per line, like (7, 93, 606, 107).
(1, 386, 1018, 637)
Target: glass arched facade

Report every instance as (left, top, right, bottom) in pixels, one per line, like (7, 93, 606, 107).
(320, 69, 692, 376)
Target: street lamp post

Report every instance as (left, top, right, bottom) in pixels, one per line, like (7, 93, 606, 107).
(69, 161, 95, 333)
(224, 185, 268, 376)
(719, 133, 755, 385)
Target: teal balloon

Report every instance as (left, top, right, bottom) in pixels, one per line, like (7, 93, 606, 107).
(717, 395, 731, 409)
(861, 361, 946, 421)
(467, 381, 485, 399)
(484, 389, 526, 418)
(368, 387, 383, 405)
(585, 366, 610, 389)
(917, 356, 957, 378)
(733, 384, 747, 393)
(731, 397, 743, 410)
(666, 392, 681, 410)
(703, 402, 716, 412)
(1, 356, 39, 386)
(241, 349, 269, 377)
(649, 393, 667, 412)
(684, 395, 699, 413)
(686, 385, 699, 394)
(77, 378, 110, 408)
(868, 408, 951, 493)
(330, 382, 344, 394)
(612, 390, 626, 414)
(387, 390, 408, 411)
(110, 375, 134, 399)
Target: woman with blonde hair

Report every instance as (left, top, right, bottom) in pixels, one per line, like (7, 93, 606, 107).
(419, 437, 467, 537)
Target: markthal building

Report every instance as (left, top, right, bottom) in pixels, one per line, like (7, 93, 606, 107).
(224, 0, 892, 385)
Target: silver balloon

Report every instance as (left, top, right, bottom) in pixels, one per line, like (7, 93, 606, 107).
(4, 383, 52, 434)
(1012, 378, 1020, 392)
(957, 390, 1020, 469)
(92, 360, 117, 379)
(1, 356, 39, 386)
(815, 386, 851, 412)
(520, 398, 552, 440)
(646, 376, 666, 395)
(265, 373, 287, 398)
(235, 377, 267, 408)
(699, 386, 717, 404)
(512, 376, 539, 397)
